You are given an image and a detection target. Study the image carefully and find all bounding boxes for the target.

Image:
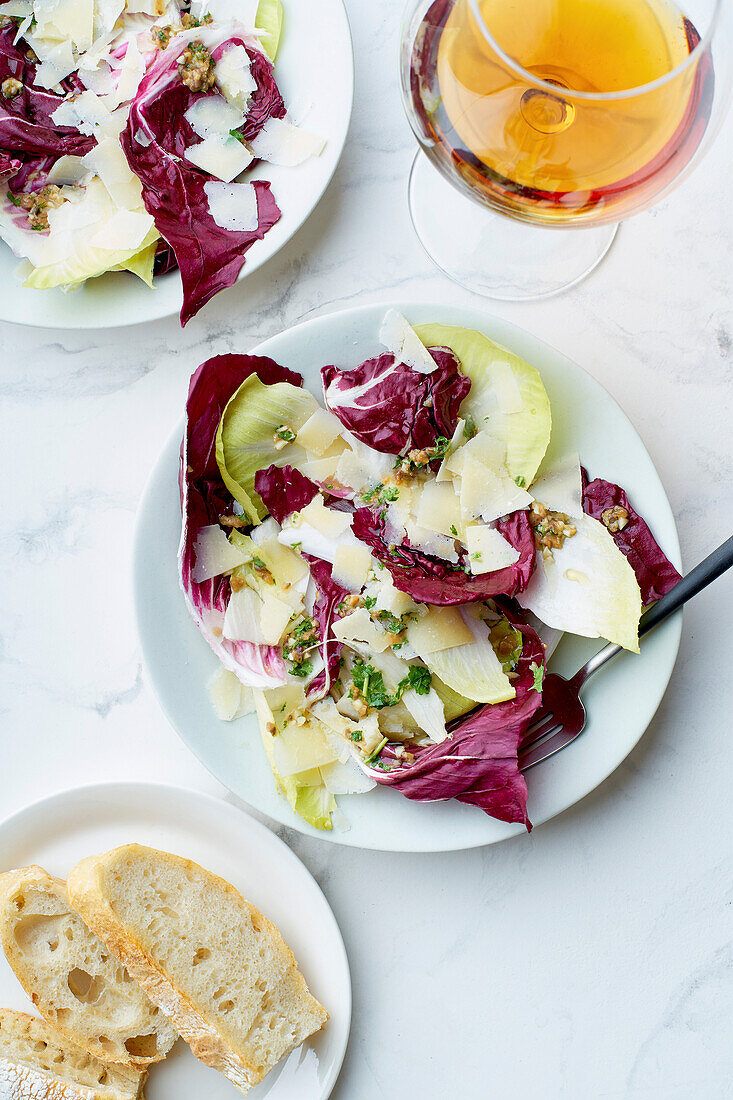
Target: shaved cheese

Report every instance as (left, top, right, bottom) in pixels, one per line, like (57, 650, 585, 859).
(184, 135, 253, 183)
(107, 37, 144, 107)
(260, 590, 295, 645)
(248, 116, 325, 166)
(464, 525, 520, 574)
(204, 180, 259, 231)
(89, 209, 154, 250)
(415, 479, 463, 538)
(35, 0, 95, 52)
(379, 309, 437, 374)
(192, 524, 251, 583)
(402, 517, 459, 563)
(334, 443, 393, 497)
(54, 91, 112, 136)
(296, 408, 344, 456)
(333, 609, 390, 653)
(34, 40, 77, 88)
(215, 43, 257, 111)
(254, 537, 309, 586)
(196, 0, 259, 28)
(530, 451, 583, 513)
(82, 136, 144, 208)
(407, 606, 473, 654)
(45, 155, 89, 185)
(278, 518, 362, 565)
(301, 452, 343, 483)
(272, 722, 338, 778)
(299, 496, 352, 538)
(331, 543, 373, 593)
(459, 454, 533, 524)
(436, 418, 467, 482)
(0, 1, 33, 15)
(368, 572, 417, 617)
(185, 94, 245, 139)
(207, 666, 255, 721)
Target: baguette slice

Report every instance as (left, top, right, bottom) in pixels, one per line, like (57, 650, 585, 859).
(67, 846, 328, 1095)
(0, 867, 177, 1067)
(0, 1008, 145, 1100)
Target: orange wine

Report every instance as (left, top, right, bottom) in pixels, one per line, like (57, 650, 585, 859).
(408, 0, 714, 225)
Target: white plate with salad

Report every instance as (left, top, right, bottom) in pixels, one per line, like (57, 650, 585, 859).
(0, 0, 352, 328)
(134, 302, 683, 851)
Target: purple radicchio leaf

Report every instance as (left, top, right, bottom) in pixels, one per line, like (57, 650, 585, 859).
(350, 506, 536, 605)
(581, 467, 682, 604)
(369, 606, 545, 829)
(180, 353, 303, 688)
(121, 30, 284, 325)
(321, 347, 471, 456)
(0, 28, 94, 160)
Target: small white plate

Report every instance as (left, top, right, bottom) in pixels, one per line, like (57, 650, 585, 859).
(0, 782, 351, 1100)
(134, 301, 683, 851)
(0, 0, 353, 329)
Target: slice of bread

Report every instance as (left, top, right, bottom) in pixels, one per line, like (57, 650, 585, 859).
(0, 1008, 145, 1099)
(67, 845, 328, 1095)
(0, 867, 177, 1067)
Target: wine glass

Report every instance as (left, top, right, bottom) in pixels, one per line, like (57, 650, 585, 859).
(400, 0, 731, 299)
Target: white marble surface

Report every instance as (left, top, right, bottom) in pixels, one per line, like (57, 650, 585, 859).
(1, 2, 732, 1096)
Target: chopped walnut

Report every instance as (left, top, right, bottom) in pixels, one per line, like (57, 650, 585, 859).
(181, 11, 213, 27)
(1, 77, 23, 100)
(265, 721, 276, 736)
(219, 513, 247, 529)
(601, 505, 629, 534)
(229, 573, 247, 592)
(178, 41, 216, 92)
(252, 558, 274, 585)
(152, 24, 173, 49)
(25, 47, 38, 62)
(529, 501, 577, 560)
(17, 185, 67, 230)
(341, 594, 364, 612)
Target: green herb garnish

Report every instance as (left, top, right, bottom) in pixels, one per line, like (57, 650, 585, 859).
(530, 661, 544, 692)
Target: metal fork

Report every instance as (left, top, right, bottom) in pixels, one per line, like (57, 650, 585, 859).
(519, 535, 733, 771)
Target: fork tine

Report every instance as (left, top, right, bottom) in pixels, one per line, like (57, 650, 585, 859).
(520, 710, 559, 750)
(520, 726, 582, 771)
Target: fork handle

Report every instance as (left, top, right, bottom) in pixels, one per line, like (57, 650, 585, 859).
(578, 534, 733, 686)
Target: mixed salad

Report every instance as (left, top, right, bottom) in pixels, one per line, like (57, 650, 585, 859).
(179, 312, 681, 831)
(0, 0, 323, 323)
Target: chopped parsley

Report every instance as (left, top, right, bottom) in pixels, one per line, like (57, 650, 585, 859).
(515, 475, 526, 488)
(289, 660, 313, 679)
(350, 730, 363, 742)
(450, 524, 458, 537)
(230, 128, 245, 142)
(376, 609, 403, 635)
(363, 595, 377, 610)
(350, 657, 432, 709)
(463, 417, 477, 439)
(530, 661, 545, 692)
(273, 424, 296, 443)
(362, 483, 400, 506)
(364, 736, 388, 765)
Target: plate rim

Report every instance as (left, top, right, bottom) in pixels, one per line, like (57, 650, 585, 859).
(0, 0, 354, 331)
(134, 298, 683, 851)
(0, 779, 352, 1100)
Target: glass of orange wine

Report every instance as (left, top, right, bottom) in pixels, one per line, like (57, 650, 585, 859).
(401, 0, 730, 299)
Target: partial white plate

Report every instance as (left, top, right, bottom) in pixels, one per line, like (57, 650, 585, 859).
(0, 782, 350, 1100)
(134, 301, 683, 851)
(0, 0, 353, 329)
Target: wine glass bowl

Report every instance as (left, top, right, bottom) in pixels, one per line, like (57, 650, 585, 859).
(400, 0, 730, 296)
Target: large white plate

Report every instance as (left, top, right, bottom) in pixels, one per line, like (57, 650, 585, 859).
(0, 1, 353, 329)
(0, 783, 350, 1099)
(134, 302, 682, 851)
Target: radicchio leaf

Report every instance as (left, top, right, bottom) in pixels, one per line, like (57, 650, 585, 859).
(351, 506, 536, 605)
(180, 353, 301, 688)
(122, 30, 283, 325)
(304, 554, 349, 698)
(369, 607, 544, 828)
(581, 468, 681, 604)
(321, 348, 471, 456)
(253, 463, 319, 525)
(0, 28, 93, 160)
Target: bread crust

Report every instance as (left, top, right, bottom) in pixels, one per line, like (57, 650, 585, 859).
(66, 846, 327, 1095)
(0, 1008, 145, 1100)
(0, 867, 175, 1069)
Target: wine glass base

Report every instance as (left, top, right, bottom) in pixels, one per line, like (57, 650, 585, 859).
(408, 153, 618, 301)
